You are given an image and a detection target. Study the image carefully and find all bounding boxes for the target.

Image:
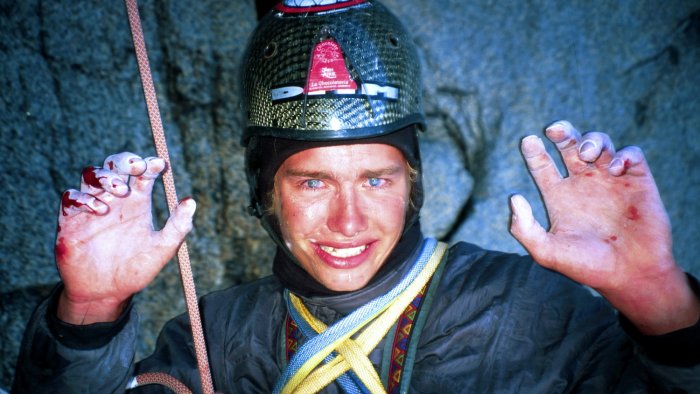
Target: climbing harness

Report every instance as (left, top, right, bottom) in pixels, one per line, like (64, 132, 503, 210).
(380, 253, 445, 394)
(276, 238, 448, 394)
(123, 0, 214, 392)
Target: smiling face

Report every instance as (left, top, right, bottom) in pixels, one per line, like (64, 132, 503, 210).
(273, 144, 411, 291)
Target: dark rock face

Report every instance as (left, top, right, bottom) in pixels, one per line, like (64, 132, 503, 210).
(1, 0, 698, 388)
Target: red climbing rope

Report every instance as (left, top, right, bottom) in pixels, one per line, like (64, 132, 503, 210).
(123, 1, 215, 393)
(132, 372, 195, 394)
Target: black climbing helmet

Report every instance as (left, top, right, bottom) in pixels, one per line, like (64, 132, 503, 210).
(241, 0, 425, 236)
(241, 0, 425, 144)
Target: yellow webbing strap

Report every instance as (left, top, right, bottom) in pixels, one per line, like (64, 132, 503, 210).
(290, 295, 385, 393)
(285, 241, 448, 394)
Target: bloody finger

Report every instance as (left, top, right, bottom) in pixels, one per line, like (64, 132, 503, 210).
(130, 157, 167, 192)
(103, 152, 147, 177)
(81, 166, 130, 196)
(609, 146, 646, 176)
(60, 189, 109, 217)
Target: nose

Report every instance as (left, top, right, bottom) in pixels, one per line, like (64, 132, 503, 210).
(327, 185, 368, 237)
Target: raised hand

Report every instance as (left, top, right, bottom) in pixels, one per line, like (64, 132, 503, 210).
(509, 121, 699, 335)
(55, 152, 196, 324)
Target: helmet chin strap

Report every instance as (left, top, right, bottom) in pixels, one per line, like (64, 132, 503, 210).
(123, 1, 214, 393)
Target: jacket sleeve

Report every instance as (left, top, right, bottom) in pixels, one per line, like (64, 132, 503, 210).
(411, 244, 700, 393)
(613, 274, 700, 392)
(12, 284, 139, 394)
(528, 268, 700, 392)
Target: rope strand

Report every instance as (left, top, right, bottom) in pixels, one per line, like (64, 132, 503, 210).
(129, 372, 194, 394)
(123, 1, 214, 393)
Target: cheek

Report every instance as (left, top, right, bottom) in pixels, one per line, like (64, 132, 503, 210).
(366, 194, 408, 226)
(278, 198, 328, 236)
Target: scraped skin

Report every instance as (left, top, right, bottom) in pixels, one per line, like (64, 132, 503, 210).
(274, 144, 410, 292)
(56, 152, 196, 324)
(509, 120, 700, 335)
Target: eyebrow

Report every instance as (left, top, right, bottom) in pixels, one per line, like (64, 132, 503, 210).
(281, 165, 405, 179)
(362, 165, 404, 179)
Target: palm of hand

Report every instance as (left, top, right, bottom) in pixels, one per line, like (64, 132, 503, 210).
(56, 189, 168, 306)
(54, 154, 194, 323)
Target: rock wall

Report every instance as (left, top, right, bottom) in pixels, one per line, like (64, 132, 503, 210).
(1, 0, 698, 388)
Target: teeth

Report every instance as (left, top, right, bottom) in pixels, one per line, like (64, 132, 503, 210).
(320, 244, 368, 258)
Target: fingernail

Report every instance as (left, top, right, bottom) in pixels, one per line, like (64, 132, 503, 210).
(545, 120, 571, 133)
(579, 140, 597, 155)
(521, 135, 544, 157)
(179, 196, 196, 211)
(510, 194, 533, 227)
(111, 180, 128, 195)
(545, 120, 577, 147)
(578, 140, 598, 161)
(149, 157, 168, 173)
(608, 159, 625, 175)
(510, 194, 526, 214)
(90, 199, 109, 216)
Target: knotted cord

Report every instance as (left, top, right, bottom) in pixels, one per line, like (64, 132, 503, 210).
(123, 1, 214, 392)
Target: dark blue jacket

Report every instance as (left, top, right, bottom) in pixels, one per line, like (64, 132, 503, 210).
(13, 242, 700, 393)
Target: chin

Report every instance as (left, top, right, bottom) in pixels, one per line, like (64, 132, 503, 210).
(322, 273, 373, 292)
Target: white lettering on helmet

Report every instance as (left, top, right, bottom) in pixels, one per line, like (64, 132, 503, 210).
(271, 86, 305, 101)
(270, 83, 399, 102)
(360, 83, 398, 99)
(283, 0, 355, 7)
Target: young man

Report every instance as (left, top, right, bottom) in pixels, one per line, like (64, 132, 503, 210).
(13, 1, 700, 392)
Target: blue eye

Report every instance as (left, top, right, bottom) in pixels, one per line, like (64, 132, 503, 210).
(305, 179, 323, 189)
(368, 178, 383, 187)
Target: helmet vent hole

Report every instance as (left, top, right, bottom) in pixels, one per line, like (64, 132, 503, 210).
(388, 33, 400, 48)
(263, 42, 278, 59)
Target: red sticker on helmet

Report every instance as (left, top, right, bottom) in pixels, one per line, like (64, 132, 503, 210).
(275, 0, 367, 14)
(306, 40, 357, 94)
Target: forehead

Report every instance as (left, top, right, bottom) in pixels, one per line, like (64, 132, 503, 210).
(278, 143, 406, 173)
